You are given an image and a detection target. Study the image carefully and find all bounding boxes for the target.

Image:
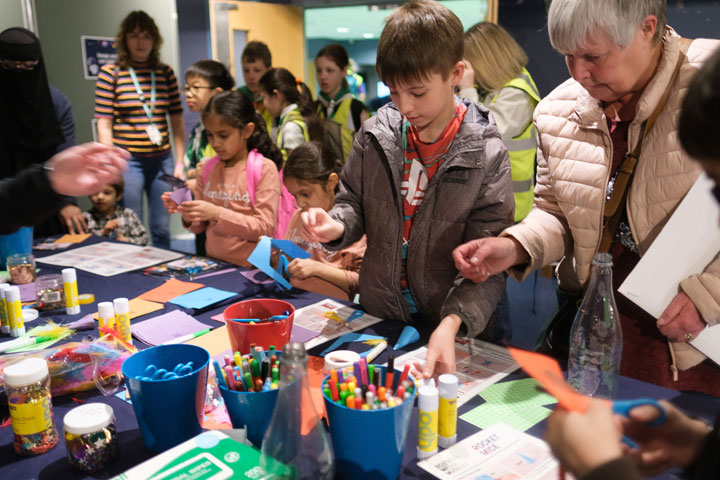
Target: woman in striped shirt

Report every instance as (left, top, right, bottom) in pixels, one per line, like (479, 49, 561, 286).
(94, 10, 184, 248)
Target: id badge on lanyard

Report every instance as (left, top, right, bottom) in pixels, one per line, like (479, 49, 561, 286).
(129, 67, 162, 146)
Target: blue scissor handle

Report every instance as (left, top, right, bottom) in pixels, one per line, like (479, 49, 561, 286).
(346, 310, 365, 323)
(613, 398, 666, 427)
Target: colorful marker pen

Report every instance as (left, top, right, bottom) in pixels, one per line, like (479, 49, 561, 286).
(438, 374, 458, 448)
(417, 384, 439, 460)
(113, 297, 132, 344)
(62, 268, 81, 315)
(97, 302, 115, 330)
(6, 286, 24, 337)
(385, 356, 395, 391)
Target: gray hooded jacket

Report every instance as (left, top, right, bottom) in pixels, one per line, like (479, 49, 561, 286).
(325, 98, 514, 337)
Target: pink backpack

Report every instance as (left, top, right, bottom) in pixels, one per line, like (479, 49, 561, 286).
(203, 149, 296, 237)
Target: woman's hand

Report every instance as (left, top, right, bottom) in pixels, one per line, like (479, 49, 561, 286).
(178, 200, 220, 223)
(299, 208, 345, 244)
(287, 258, 320, 280)
(656, 292, 705, 342)
(59, 205, 88, 234)
(47, 142, 128, 196)
(452, 237, 528, 283)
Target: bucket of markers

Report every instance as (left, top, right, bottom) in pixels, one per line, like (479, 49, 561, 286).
(224, 298, 294, 354)
(215, 347, 282, 447)
(121, 344, 209, 452)
(322, 361, 417, 480)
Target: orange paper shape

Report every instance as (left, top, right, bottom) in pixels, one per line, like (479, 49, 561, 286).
(54, 233, 91, 244)
(507, 347, 591, 413)
(93, 298, 164, 321)
(138, 278, 205, 303)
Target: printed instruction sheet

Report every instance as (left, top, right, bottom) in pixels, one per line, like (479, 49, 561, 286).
(294, 299, 384, 349)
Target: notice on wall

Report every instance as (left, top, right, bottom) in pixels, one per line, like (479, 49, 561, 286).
(81, 36, 117, 79)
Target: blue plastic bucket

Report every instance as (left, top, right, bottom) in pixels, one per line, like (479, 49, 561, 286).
(0, 227, 32, 267)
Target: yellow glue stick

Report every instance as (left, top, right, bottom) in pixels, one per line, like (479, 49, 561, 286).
(62, 268, 81, 315)
(6, 286, 24, 337)
(113, 298, 132, 344)
(417, 384, 439, 459)
(0, 283, 9, 334)
(438, 374, 458, 448)
(97, 302, 115, 329)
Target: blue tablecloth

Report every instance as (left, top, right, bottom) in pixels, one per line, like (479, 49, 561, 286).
(0, 236, 716, 479)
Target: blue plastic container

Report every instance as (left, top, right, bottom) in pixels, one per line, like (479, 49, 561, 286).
(122, 344, 210, 452)
(323, 367, 417, 480)
(0, 227, 32, 267)
(218, 351, 281, 447)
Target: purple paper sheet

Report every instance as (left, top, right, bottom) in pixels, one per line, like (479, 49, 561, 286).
(18, 282, 36, 303)
(239, 269, 275, 285)
(170, 187, 192, 205)
(132, 309, 210, 346)
(290, 324, 319, 343)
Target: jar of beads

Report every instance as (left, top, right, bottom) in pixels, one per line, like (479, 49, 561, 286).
(6, 253, 36, 285)
(4, 357, 59, 455)
(63, 403, 118, 472)
(36, 274, 65, 311)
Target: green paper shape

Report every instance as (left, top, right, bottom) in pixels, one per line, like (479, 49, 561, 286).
(460, 402, 552, 432)
(479, 378, 557, 408)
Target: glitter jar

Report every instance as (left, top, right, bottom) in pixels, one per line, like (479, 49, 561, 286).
(35, 274, 65, 311)
(6, 253, 36, 285)
(4, 357, 59, 455)
(63, 403, 118, 472)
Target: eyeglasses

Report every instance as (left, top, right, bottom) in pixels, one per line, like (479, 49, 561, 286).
(0, 59, 39, 71)
(183, 84, 215, 95)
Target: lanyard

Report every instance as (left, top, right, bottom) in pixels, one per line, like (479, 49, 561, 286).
(128, 67, 156, 121)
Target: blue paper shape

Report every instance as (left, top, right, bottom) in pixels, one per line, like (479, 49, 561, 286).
(320, 332, 387, 357)
(394, 326, 420, 350)
(247, 236, 311, 290)
(168, 286, 236, 309)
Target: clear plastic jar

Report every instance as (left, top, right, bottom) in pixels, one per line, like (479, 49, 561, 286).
(64, 403, 118, 472)
(36, 274, 65, 311)
(6, 253, 36, 285)
(4, 357, 59, 455)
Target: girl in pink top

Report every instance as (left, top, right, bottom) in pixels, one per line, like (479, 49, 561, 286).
(162, 91, 282, 266)
(284, 142, 366, 301)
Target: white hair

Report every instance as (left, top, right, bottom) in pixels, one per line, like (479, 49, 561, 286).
(548, 0, 667, 53)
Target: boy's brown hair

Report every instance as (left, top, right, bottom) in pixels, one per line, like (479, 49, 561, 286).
(241, 41, 272, 68)
(376, 0, 463, 87)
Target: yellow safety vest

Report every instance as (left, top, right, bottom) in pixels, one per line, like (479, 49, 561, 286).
(277, 109, 309, 163)
(318, 97, 356, 163)
(490, 67, 541, 222)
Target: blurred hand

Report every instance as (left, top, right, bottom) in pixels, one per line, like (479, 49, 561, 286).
(452, 237, 527, 283)
(178, 200, 220, 223)
(459, 59, 476, 90)
(161, 191, 181, 214)
(623, 400, 710, 476)
(656, 292, 705, 342)
(545, 399, 624, 478)
(47, 143, 128, 196)
(59, 204, 87, 234)
(299, 208, 344, 244)
(287, 258, 320, 280)
(173, 162, 185, 179)
(101, 218, 119, 237)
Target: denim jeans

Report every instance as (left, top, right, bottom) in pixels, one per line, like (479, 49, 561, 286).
(122, 153, 173, 248)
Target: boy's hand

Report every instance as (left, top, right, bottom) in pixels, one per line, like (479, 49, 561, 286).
(161, 191, 181, 214)
(299, 208, 344, 243)
(545, 399, 624, 478)
(59, 205, 88, 234)
(286, 258, 320, 280)
(411, 314, 462, 382)
(452, 237, 528, 283)
(622, 400, 710, 476)
(101, 218, 119, 237)
(178, 200, 220, 223)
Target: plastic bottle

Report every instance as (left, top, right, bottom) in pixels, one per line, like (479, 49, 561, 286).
(568, 252, 623, 399)
(260, 342, 334, 479)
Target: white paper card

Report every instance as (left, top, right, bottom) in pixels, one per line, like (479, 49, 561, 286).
(618, 173, 720, 318)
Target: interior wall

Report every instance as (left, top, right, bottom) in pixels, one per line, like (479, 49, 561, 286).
(0, 0, 25, 32)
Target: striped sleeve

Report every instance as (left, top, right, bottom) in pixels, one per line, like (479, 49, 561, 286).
(94, 65, 116, 119)
(165, 65, 183, 115)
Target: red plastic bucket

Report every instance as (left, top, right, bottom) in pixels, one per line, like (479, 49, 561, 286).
(224, 299, 294, 353)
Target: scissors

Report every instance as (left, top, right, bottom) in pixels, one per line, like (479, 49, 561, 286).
(325, 309, 364, 330)
(612, 398, 666, 447)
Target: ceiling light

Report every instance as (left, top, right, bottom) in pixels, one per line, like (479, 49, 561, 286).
(362, 33, 374, 39)
(337, 27, 349, 33)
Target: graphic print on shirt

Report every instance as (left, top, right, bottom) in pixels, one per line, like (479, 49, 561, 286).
(401, 160, 429, 207)
(203, 181, 251, 207)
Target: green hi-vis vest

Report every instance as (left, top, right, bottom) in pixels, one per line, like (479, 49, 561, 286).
(238, 86, 274, 134)
(319, 97, 356, 163)
(490, 67, 541, 222)
(277, 109, 309, 163)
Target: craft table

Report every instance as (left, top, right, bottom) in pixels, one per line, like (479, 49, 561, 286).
(0, 236, 716, 479)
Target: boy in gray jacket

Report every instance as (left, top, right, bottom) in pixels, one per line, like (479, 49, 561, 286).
(299, 0, 514, 379)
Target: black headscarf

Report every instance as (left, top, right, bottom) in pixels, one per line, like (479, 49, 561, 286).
(0, 27, 64, 178)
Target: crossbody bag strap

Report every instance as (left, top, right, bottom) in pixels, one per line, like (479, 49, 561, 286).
(598, 37, 693, 253)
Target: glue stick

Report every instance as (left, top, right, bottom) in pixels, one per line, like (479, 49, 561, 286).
(97, 302, 115, 330)
(6, 286, 24, 337)
(438, 374, 458, 448)
(62, 268, 81, 315)
(113, 298, 131, 344)
(0, 283, 9, 334)
(417, 384, 439, 459)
